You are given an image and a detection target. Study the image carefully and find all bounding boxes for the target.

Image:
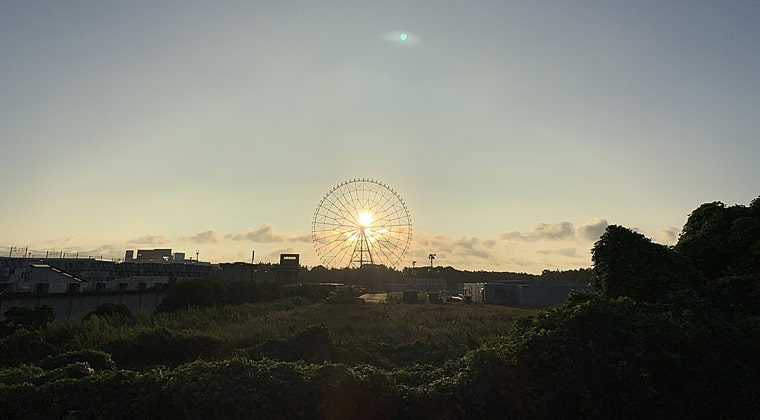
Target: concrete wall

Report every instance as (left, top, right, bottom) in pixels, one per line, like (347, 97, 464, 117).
(0, 292, 166, 325)
(514, 284, 591, 307)
(463, 282, 592, 307)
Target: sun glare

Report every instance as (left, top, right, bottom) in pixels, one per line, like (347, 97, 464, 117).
(359, 212, 373, 227)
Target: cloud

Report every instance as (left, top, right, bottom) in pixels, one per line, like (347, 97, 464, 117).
(181, 230, 221, 244)
(577, 218, 609, 241)
(451, 237, 496, 259)
(264, 247, 298, 262)
(126, 235, 170, 245)
(228, 225, 313, 244)
(406, 232, 502, 269)
(229, 225, 284, 243)
(537, 248, 578, 257)
(504, 257, 538, 268)
(654, 227, 681, 245)
(501, 221, 576, 241)
(292, 234, 313, 243)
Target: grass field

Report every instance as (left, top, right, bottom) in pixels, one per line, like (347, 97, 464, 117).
(63, 298, 538, 370)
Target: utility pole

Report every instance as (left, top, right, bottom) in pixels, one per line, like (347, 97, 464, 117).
(429, 253, 436, 267)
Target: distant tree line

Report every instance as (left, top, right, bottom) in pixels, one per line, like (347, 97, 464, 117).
(297, 264, 592, 290)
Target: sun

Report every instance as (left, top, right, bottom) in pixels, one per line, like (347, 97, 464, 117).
(358, 212, 373, 227)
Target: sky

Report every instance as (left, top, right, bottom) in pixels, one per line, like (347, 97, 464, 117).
(1, 1, 759, 274)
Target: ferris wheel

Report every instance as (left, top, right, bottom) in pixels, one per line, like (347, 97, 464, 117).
(312, 178, 412, 269)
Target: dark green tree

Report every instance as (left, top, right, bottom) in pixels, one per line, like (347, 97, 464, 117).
(675, 200, 760, 281)
(591, 225, 698, 301)
(1, 306, 56, 332)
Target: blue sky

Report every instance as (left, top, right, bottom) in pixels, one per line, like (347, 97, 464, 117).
(2, 1, 759, 273)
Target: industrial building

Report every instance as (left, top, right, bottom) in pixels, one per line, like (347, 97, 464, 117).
(463, 282, 593, 307)
(0, 248, 215, 294)
(0, 250, 302, 295)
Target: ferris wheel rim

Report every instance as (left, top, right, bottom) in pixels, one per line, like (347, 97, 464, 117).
(311, 178, 412, 269)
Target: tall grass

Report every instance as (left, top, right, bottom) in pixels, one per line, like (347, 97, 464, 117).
(4, 299, 538, 370)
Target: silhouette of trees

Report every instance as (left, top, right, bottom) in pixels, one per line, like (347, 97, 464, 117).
(676, 198, 760, 281)
(591, 225, 697, 301)
(1, 306, 55, 335)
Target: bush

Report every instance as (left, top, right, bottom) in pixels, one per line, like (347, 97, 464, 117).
(83, 303, 132, 321)
(0, 330, 57, 368)
(0, 364, 44, 385)
(162, 357, 316, 419)
(311, 364, 398, 420)
(1, 305, 56, 333)
(248, 324, 332, 363)
(157, 278, 284, 312)
(437, 292, 760, 419)
(104, 328, 224, 369)
(38, 349, 116, 371)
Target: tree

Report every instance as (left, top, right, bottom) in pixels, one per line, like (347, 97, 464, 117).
(591, 225, 698, 301)
(1, 306, 56, 333)
(676, 199, 760, 281)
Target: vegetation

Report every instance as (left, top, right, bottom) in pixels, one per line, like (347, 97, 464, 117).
(299, 264, 592, 290)
(0, 196, 758, 418)
(0, 305, 55, 336)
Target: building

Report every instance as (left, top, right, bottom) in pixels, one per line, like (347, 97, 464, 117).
(0, 254, 216, 295)
(134, 249, 172, 262)
(463, 282, 592, 307)
(12, 264, 87, 294)
(219, 262, 260, 282)
(273, 254, 300, 284)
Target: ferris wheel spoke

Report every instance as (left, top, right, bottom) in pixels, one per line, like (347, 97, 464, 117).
(375, 192, 397, 215)
(312, 179, 411, 268)
(335, 187, 361, 226)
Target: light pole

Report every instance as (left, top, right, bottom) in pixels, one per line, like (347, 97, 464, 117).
(429, 253, 436, 267)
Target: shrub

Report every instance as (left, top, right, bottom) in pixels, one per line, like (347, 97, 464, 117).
(103, 328, 224, 369)
(83, 303, 132, 321)
(161, 357, 316, 419)
(1, 305, 56, 333)
(38, 349, 116, 371)
(0, 364, 44, 385)
(0, 330, 57, 368)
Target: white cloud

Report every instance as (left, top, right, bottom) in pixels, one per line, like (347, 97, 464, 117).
(181, 230, 221, 244)
(654, 227, 681, 245)
(452, 236, 496, 259)
(577, 218, 609, 241)
(228, 225, 284, 243)
(228, 225, 312, 244)
(501, 221, 576, 241)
